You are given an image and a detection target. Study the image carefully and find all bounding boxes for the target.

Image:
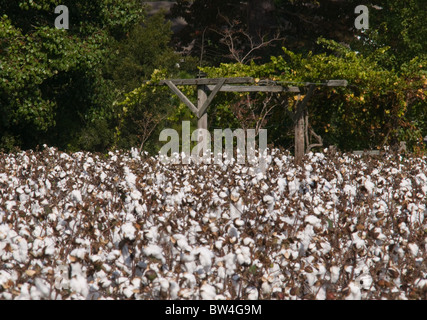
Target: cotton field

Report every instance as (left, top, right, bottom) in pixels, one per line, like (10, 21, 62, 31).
(0, 146, 426, 300)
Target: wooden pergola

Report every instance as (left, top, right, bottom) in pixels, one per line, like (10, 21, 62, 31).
(157, 76, 348, 164)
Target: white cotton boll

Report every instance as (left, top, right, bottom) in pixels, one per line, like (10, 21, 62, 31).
(343, 184, 356, 197)
(182, 272, 197, 289)
(364, 179, 375, 195)
(70, 274, 89, 298)
(130, 190, 141, 200)
(209, 223, 219, 233)
(246, 286, 259, 300)
(12, 238, 28, 263)
(107, 250, 121, 262)
(288, 179, 299, 196)
(345, 282, 361, 300)
(121, 222, 136, 241)
(316, 286, 327, 300)
(243, 237, 255, 247)
(71, 190, 82, 203)
(320, 242, 331, 255)
(219, 191, 228, 198)
(234, 219, 244, 227)
(0, 225, 10, 241)
(330, 266, 340, 283)
(197, 247, 215, 272)
(158, 278, 169, 293)
(181, 253, 195, 263)
(122, 287, 134, 299)
(70, 248, 87, 260)
(215, 239, 223, 250)
(323, 181, 333, 192)
(32, 238, 45, 257)
(223, 253, 237, 276)
(169, 281, 179, 299)
(357, 274, 373, 290)
(34, 278, 51, 299)
(408, 243, 419, 257)
(44, 237, 56, 256)
(143, 245, 165, 263)
(263, 195, 274, 204)
(277, 178, 287, 194)
(0, 270, 12, 290)
(400, 178, 412, 191)
(236, 246, 251, 266)
(304, 215, 321, 228)
(177, 238, 191, 252)
(261, 282, 271, 296)
(200, 283, 217, 300)
(415, 278, 427, 289)
(16, 283, 31, 300)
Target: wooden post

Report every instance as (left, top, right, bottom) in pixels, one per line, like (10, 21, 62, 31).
(158, 78, 347, 165)
(293, 85, 316, 165)
(197, 85, 208, 156)
(294, 104, 305, 165)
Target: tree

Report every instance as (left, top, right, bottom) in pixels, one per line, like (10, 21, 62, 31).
(105, 13, 194, 92)
(107, 14, 199, 154)
(0, 0, 144, 151)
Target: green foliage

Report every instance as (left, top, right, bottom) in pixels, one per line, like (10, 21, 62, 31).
(105, 13, 189, 92)
(0, 0, 144, 151)
(200, 38, 426, 152)
(361, 0, 427, 67)
(114, 69, 198, 155)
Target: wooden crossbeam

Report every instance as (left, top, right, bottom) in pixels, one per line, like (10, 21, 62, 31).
(159, 77, 253, 86)
(198, 79, 226, 118)
(206, 84, 300, 93)
(158, 76, 348, 166)
(163, 80, 198, 115)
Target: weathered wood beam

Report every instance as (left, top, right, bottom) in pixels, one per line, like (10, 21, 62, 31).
(206, 85, 300, 93)
(163, 80, 198, 115)
(198, 78, 226, 118)
(326, 79, 348, 87)
(159, 77, 254, 86)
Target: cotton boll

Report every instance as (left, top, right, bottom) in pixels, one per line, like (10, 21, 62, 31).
(12, 237, 28, 263)
(143, 245, 165, 263)
(364, 179, 375, 195)
(215, 239, 224, 250)
(70, 248, 87, 260)
(71, 190, 82, 203)
(16, 283, 31, 300)
(121, 222, 136, 241)
(261, 282, 272, 296)
(330, 266, 340, 284)
(408, 243, 419, 257)
(197, 247, 215, 272)
(277, 178, 287, 194)
(246, 286, 259, 300)
(200, 283, 217, 300)
(345, 282, 361, 300)
(357, 274, 373, 290)
(34, 278, 51, 299)
(304, 215, 322, 228)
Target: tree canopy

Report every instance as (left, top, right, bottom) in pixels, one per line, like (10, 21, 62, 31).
(0, 1, 426, 154)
